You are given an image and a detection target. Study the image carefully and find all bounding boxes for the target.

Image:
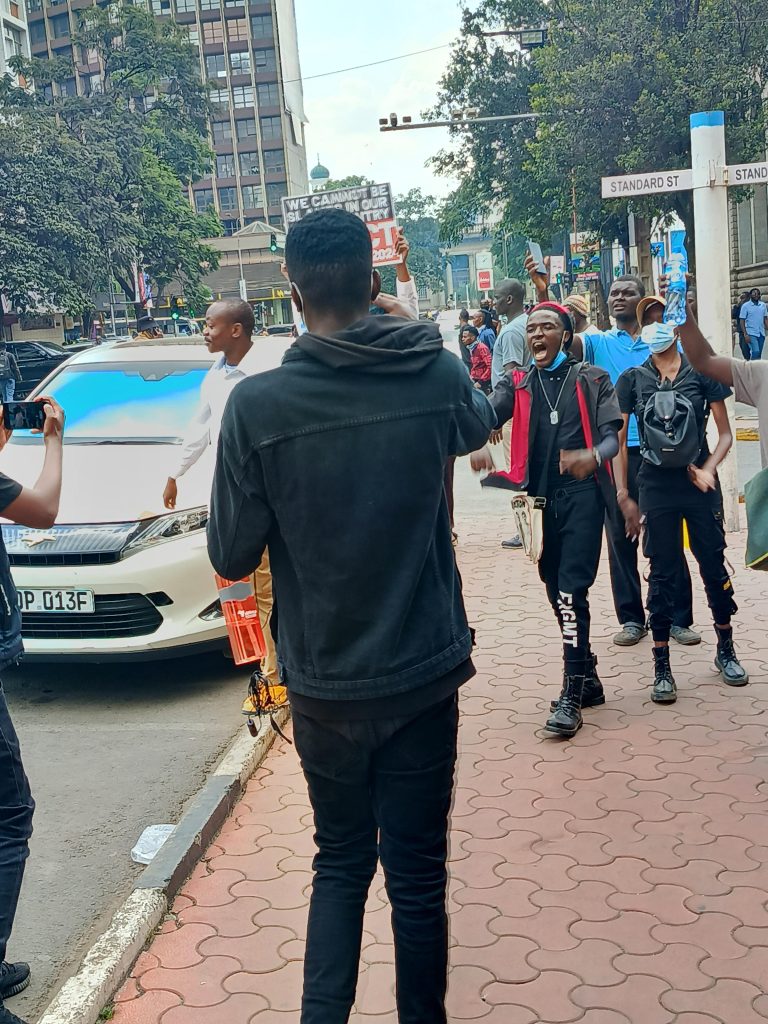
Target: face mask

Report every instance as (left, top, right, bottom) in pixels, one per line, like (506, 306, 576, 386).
(641, 321, 676, 354)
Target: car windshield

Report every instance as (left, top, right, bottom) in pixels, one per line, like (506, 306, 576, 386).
(8, 361, 210, 444)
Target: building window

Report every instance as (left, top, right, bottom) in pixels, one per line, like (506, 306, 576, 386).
(86, 72, 102, 95)
(229, 50, 250, 75)
(224, 0, 243, 6)
(194, 188, 214, 213)
(250, 14, 271, 37)
(218, 186, 237, 211)
(232, 84, 253, 108)
(58, 77, 77, 97)
(268, 214, 282, 227)
(239, 150, 260, 177)
(151, 0, 171, 13)
(267, 182, 287, 206)
(26, 0, 42, 10)
(210, 86, 229, 109)
(253, 47, 276, 72)
(175, 0, 196, 11)
(260, 115, 281, 140)
(236, 116, 256, 140)
(216, 153, 236, 177)
(257, 81, 279, 108)
(222, 218, 241, 236)
(263, 148, 285, 174)
(29, 20, 47, 45)
(199, 0, 219, 9)
(186, 26, 199, 46)
(211, 118, 232, 143)
(242, 184, 263, 209)
(202, 20, 223, 43)
(205, 53, 226, 78)
(50, 13, 70, 38)
(226, 17, 247, 40)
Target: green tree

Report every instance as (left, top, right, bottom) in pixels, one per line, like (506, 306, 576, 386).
(433, 0, 768, 267)
(315, 175, 374, 191)
(0, 1, 219, 319)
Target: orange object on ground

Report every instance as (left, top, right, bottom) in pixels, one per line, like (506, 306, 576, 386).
(214, 574, 267, 665)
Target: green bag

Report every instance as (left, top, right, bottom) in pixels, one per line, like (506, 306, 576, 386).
(744, 466, 768, 570)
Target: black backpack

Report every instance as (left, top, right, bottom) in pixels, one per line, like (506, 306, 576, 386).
(636, 365, 702, 469)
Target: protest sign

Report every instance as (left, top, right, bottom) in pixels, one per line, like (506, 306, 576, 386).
(282, 183, 401, 266)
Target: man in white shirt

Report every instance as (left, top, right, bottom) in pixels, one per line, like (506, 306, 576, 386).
(739, 288, 768, 360)
(163, 299, 279, 683)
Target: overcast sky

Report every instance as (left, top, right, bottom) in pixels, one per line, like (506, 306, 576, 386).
(292, 0, 464, 201)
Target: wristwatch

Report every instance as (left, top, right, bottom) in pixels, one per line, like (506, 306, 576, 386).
(591, 447, 603, 468)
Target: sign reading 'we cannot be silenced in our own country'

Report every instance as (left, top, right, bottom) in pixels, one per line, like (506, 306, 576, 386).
(281, 183, 401, 267)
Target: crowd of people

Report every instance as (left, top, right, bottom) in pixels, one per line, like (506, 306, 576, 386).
(1, 207, 766, 1024)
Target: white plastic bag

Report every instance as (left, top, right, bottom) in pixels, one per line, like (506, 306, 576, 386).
(131, 824, 175, 864)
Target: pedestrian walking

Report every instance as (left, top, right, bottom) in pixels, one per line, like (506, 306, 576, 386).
(615, 310, 747, 703)
(732, 291, 750, 359)
(461, 325, 492, 393)
(473, 310, 497, 352)
(472, 302, 622, 737)
(0, 345, 21, 405)
(207, 207, 494, 1024)
(0, 395, 66, 1024)
(739, 288, 768, 361)
(526, 257, 699, 646)
(162, 299, 279, 685)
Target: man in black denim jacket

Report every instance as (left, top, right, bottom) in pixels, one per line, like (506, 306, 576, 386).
(208, 208, 494, 1024)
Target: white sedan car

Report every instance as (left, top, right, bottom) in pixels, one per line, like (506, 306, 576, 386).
(0, 335, 291, 661)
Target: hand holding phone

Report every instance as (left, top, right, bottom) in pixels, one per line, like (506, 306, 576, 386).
(527, 240, 546, 275)
(3, 401, 47, 432)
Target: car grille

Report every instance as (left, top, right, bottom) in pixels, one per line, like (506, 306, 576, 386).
(9, 552, 121, 567)
(21, 594, 163, 640)
(2, 524, 137, 567)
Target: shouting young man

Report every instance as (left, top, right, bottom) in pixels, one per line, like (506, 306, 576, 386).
(207, 208, 494, 1024)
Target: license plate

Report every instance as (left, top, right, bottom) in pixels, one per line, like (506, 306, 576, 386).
(18, 589, 95, 614)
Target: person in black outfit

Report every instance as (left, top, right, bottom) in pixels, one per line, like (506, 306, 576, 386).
(615, 312, 747, 704)
(458, 308, 472, 370)
(732, 291, 750, 360)
(473, 302, 622, 737)
(207, 208, 495, 1024)
(0, 395, 65, 1024)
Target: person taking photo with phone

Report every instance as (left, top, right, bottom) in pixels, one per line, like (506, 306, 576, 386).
(0, 395, 65, 1024)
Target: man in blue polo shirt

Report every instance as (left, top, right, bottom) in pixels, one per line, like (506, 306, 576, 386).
(739, 288, 768, 361)
(577, 280, 697, 647)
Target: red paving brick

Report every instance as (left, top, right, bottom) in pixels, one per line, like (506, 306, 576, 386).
(112, 516, 768, 1023)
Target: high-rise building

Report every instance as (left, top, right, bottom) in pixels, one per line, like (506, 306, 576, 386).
(1, 0, 30, 83)
(23, 0, 308, 236)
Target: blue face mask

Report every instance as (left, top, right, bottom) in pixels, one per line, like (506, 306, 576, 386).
(542, 350, 567, 371)
(641, 321, 677, 354)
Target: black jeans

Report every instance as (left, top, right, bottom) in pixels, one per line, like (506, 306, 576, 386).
(644, 498, 737, 642)
(0, 681, 34, 965)
(606, 447, 694, 627)
(538, 479, 604, 671)
(292, 694, 459, 1024)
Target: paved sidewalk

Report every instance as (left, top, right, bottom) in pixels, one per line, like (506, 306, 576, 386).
(111, 512, 768, 1024)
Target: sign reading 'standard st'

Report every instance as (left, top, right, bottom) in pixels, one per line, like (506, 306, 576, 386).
(282, 183, 401, 267)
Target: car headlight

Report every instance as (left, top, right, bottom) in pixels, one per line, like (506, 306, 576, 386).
(123, 507, 209, 557)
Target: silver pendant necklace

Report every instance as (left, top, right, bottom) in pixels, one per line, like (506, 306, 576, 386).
(537, 365, 573, 425)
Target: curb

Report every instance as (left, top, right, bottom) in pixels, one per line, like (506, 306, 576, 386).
(37, 707, 290, 1024)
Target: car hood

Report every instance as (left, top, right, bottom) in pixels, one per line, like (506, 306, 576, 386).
(0, 442, 214, 524)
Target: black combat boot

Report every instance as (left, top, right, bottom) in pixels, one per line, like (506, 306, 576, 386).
(551, 653, 604, 712)
(544, 672, 584, 737)
(714, 626, 749, 686)
(652, 645, 677, 704)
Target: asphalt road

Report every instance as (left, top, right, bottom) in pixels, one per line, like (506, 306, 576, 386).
(5, 652, 249, 1022)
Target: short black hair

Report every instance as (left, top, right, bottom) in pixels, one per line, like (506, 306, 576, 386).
(285, 208, 373, 315)
(462, 325, 479, 338)
(459, 309, 470, 321)
(212, 298, 255, 337)
(495, 278, 525, 304)
(612, 274, 646, 298)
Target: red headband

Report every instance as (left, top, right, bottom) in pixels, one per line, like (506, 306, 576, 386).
(531, 301, 571, 317)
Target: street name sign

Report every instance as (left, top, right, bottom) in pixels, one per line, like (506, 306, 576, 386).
(727, 161, 768, 185)
(601, 169, 693, 199)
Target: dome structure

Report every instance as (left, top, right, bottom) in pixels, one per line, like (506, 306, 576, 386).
(309, 156, 330, 190)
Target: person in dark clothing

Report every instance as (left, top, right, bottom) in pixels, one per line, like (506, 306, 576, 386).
(457, 309, 472, 370)
(207, 208, 494, 1024)
(732, 291, 750, 360)
(472, 302, 622, 737)
(615, 312, 747, 704)
(0, 395, 65, 1024)
(461, 325, 492, 393)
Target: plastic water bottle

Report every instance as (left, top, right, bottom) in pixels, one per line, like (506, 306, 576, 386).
(663, 251, 688, 326)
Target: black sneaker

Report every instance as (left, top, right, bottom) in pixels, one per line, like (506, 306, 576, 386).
(0, 964, 29, 1001)
(715, 637, 749, 686)
(501, 535, 523, 549)
(0, 1002, 29, 1024)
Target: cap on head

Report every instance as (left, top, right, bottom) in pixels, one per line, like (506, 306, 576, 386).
(564, 294, 588, 318)
(137, 315, 159, 332)
(636, 295, 666, 326)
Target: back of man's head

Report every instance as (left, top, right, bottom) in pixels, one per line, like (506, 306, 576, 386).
(212, 298, 255, 338)
(285, 209, 373, 322)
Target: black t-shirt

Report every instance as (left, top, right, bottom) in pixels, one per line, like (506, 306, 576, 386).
(616, 355, 731, 509)
(529, 361, 586, 493)
(0, 471, 22, 515)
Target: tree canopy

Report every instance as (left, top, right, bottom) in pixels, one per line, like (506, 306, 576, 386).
(0, 1, 220, 318)
(433, 0, 768, 257)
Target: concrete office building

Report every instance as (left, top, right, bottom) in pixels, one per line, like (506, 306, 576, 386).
(24, 0, 308, 236)
(1, 0, 30, 82)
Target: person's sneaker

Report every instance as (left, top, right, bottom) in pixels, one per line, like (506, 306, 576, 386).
(670, 625, 702, 646)
(715, 635, 750, 686)
(501, 535, 523, 549)
(613, 623, 648, 646)
(0, 964, 30, 1001)
(0, 1002, 29, 1024)
(652, 646, 677, 704)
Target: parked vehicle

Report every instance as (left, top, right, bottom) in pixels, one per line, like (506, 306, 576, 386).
(6, 340, 87, 398)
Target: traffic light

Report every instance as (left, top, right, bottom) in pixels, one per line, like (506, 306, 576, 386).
(175, 296, 184, 308)
(171, 310, 180, 321)
(269, 232, 278, 253)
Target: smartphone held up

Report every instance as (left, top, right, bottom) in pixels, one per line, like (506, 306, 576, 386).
(3, 400, 47, 432)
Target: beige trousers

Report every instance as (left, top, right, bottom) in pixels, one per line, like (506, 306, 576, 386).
(252, 549, 278, 684)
